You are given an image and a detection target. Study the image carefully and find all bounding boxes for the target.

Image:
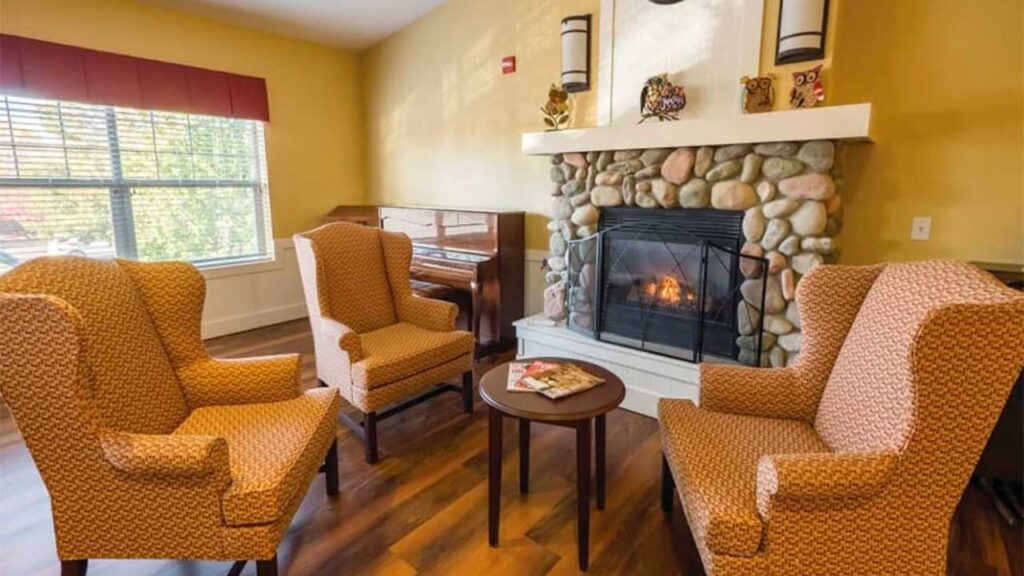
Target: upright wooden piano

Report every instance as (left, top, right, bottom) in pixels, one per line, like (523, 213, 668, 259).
(329, 205, 524, 354)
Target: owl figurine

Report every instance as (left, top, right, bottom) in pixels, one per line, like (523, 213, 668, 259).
(541, 83, 571, 131)
(740, 74, 775, 113)
(789, 65, 824, 109)
(639, 73, 687, 123)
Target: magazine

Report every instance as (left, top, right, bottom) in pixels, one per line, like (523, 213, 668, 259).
(506, 360, 559, 392)
(520, 363, 605, 399)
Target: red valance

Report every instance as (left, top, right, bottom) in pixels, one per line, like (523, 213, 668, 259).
(0, 34, 269, 122)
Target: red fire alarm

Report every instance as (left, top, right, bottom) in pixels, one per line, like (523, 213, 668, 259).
(502, 55, 516, 75)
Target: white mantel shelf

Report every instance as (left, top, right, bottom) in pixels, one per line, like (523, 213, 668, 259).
(521, 103, 873, 155)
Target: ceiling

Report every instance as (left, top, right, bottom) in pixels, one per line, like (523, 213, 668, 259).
(144, 0, 450, 50)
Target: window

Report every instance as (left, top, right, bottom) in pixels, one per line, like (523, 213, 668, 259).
(0, 95, 273, 274)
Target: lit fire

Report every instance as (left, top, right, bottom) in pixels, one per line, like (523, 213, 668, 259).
(643, 276, 695, 306)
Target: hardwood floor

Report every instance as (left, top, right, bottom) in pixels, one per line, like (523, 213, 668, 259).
(1, 319, 1020, 575)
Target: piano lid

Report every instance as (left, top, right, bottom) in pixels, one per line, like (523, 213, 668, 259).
(380, 206, 502, 256)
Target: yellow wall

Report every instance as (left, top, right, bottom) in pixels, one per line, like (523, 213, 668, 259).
(7, 0, 1018, 264)
(363, 0, 1023, 264)
(359, 0, 599, 251)
(0, 0, 365, 238)
(829, 0, 1024, 264)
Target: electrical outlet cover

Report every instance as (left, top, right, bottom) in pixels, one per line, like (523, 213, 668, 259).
(910, 216, 932, 241)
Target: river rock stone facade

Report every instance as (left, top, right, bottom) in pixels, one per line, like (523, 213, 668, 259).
(544, 140, 844, 368)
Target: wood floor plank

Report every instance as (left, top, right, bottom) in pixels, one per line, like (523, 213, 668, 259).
(0, 319, 1019, 575)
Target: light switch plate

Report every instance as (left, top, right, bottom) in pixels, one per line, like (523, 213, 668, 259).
(910, 216, 932, 241)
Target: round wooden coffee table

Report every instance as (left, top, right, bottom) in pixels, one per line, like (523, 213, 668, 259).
(479, 358, 625, 572)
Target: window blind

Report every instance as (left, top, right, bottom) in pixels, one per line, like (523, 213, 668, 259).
(0, 94, 273, 273)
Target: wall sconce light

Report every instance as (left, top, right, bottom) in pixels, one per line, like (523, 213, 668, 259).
(561, 15, 592, 93)
(776, 0, 830, 65)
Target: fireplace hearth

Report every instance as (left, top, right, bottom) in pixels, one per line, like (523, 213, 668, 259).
(566, 207, 766, 365)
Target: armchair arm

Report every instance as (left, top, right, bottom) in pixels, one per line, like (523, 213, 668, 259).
(699, 364, 820, 421)
(321, 317, 365, 363)
(100, 431, 230, 479)
(756, 451, 898, 520)
(399, 295, 458, 332)
(177, 355, 302, 407)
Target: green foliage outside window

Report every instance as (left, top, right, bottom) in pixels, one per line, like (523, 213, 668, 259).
(0, 96, 271, 270)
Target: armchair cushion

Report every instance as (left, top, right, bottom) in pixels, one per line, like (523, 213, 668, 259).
(174, 387, 341, 527)
(352, 322, 474, 390)
(659, 399, 828, 557)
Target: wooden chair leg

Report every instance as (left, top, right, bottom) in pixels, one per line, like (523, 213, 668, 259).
(661, 453, 675, 514)
(462, 370, 474, 414)
(324, 439, 340, 495)
(61, 560, 88, 576)
(365, 411, 379, 464)
(256, 556, 278, 576)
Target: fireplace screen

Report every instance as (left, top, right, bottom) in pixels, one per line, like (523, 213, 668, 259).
(566, 207, 766, 366)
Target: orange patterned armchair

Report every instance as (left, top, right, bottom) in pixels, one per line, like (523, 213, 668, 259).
(0, 257, 341, 576)
(660, 260, 1024, 575)
(294, 222, 475, 463)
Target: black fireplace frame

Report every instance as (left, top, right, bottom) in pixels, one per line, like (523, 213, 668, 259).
(565, 207, 767, 365)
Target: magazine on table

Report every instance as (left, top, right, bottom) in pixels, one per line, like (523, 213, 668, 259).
(506, 360, 558, 392)
(506, 360, 605, 399)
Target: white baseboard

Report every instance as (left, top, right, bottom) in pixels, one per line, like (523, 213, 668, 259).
(202, 302, 307, 339)
(200, 238, 308, 339)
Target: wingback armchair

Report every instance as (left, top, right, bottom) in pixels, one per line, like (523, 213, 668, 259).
(0, 257, 341, 576)
(660, 260, 1024, 575)
(294, 222, 475, 463)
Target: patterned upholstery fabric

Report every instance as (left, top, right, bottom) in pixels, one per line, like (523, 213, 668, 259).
(175, 388, 340, 526)
(659, 400, 827, 557)
(814, 261, 1016, 452)
(0, 257, 341, 562)
(298, 221, 397, 333)
(660, 260, 1024, 575)
(295, 223, 474, 413)
(355, 322, 475, 389)
(0, 257, 188, 434)
(119, 260, 303, 407)
(358, 354, 472, 411)
(700, 264, 883, 422)
(380, 231, 460, 332)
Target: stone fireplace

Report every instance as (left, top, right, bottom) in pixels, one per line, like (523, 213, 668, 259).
(544, 139, 842, 368)
(564, 205, 768, 365)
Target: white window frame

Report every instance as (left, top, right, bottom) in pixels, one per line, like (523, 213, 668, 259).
(0, 95, 275, 271)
